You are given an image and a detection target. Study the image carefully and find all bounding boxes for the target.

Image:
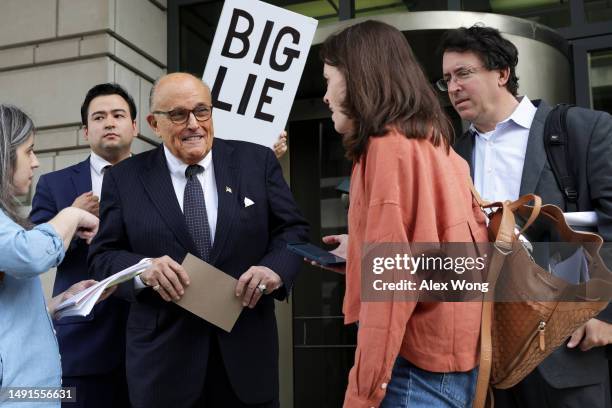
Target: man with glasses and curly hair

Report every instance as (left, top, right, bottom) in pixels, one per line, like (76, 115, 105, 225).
(440, 24, 612, 408)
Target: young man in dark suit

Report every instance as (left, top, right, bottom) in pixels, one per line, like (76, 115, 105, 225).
(88, 72, 309, 408)
(30, 83, 138, 408)
(440, 25, 612, 408)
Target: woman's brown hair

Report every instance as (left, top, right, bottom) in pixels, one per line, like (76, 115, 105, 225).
(320, 20, 453, 160)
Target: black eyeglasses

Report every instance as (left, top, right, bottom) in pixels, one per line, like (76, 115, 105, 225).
(152, 105, 212, 124)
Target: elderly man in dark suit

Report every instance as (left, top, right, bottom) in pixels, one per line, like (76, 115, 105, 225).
(88, 72, 309, 408)
(31, 83, 138, 408)
(440, 25, 612, 408)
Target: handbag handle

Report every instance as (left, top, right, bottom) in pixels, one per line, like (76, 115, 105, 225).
(468, 177, 542, 246)
(508, 194, 542, 236)
(468, 179, 491, 207)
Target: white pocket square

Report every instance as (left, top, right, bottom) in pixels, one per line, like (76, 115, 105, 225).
(244, 197, 254, 207)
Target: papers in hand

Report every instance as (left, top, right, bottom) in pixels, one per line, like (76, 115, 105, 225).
(54, 259, 151, 319)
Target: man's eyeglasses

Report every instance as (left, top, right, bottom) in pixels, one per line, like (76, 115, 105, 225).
(152, 105, 212, 124)
(436, 66, 483, 92)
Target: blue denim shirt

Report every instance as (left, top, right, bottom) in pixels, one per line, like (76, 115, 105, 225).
(0, 209, 65, 407)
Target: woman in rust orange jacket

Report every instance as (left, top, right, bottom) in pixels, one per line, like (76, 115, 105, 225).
(320, 21, 489, 408)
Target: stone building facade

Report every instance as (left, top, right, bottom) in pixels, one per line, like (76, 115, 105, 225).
(0, 0, 167, 205)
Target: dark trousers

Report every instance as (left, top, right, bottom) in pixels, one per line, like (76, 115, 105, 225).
(198, 335, 278, 408)
(494, 368, 611, 408)
(62, 366, 130, 408)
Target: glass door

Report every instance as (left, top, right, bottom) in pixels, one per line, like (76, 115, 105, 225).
(289, 116, 356, 408)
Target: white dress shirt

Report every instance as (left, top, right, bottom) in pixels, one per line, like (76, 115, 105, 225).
(89, 151, 113, 198)
(163, 145, 218, 244)
(472, 95, 537, 202)
(135, 146, 219, 290)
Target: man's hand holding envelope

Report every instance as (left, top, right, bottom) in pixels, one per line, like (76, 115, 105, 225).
(138, 253, 282, 331)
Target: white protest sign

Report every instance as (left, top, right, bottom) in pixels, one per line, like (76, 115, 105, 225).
(203, 0, 318, 148)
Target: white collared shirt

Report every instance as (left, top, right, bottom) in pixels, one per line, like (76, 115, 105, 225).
(163, 145, 218, 245)
(134, 146, 219, 291)
(89, 151, 113, 198)
(472, 95, 537, 202)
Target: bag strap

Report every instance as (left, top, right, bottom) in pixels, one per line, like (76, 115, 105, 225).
(473, 249, 506, 408)
(469, 179, 491, 208)
(468, 178, 542, 247)
(508, 194, 542, 236)
(471, 194, 539, 408)
(472, 196, 515, 408)
(543, 104, 577, 212)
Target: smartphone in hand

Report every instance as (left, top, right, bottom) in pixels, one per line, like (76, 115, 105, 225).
(287, 242, 346, 266)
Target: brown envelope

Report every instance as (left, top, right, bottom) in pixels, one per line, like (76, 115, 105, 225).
(175, 253, 244, 332)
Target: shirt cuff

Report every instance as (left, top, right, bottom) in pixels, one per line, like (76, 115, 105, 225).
(133, 258, 152, 291)
(35, 223, 66, 264)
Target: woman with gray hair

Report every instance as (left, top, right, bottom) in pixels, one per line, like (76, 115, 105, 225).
(0, 105, 111, 407)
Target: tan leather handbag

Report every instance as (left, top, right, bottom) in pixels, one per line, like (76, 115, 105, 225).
(470, 186, 612, 408)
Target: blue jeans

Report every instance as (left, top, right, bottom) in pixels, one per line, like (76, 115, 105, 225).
(380, 356, 478, 408)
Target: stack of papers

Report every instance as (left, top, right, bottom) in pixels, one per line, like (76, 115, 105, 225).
(54, 259, 151, 319)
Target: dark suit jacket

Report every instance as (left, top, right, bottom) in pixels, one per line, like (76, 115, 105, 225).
(455, 100, 612, 389)
(88, 139, 309, 407)
(30, 158, 130, 377)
